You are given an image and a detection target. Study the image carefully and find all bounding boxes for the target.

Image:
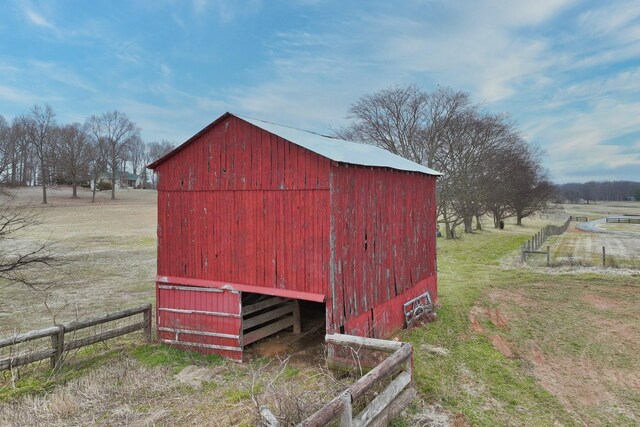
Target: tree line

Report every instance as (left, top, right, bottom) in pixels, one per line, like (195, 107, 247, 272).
(342, 85, 554, 238)
(556, 181, 640, 203)
(0, 104, 175, 203)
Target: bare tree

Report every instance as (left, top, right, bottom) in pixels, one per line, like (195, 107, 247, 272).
(0, 116, 10, 183)
(505, 145, 555, 225)
(128, 136, 146, 177)
(343, 84, 554, 237)
(23, 105, 57, 204)
(146, 140, 175, 188)
(88, 111, 140, 200)
(344, 85, 430, 163)
(0, 193, 58, 288)
(58, 123, 93, 198)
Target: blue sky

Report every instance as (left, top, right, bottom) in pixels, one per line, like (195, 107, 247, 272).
(1, 0, 639, 183)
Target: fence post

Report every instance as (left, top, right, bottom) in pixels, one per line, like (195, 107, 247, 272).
(547, 246, 550, 267)
(50, 325, 64, 370)
(602, 246, 606, 268)
(143, 305, 152, 342)
(339, 391, 353, 427)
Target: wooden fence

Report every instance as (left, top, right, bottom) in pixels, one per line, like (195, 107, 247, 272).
(606, 217, 640, 224)
(521, 217, 572, 264)
(570, 216, 588, 222)
(0, 304, 152, 371)
(261, 334, 414, 427)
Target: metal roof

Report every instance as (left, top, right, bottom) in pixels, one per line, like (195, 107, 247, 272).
(238, 115, 441, 176)
(148, 112, 441, 176)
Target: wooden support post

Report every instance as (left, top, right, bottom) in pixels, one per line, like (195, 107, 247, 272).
(50, 326, 64, 370)
(547, 246, 550, 267)
(143, 305, 152, 342)
(293, 300, 301, 334)
(339, 391, 353, 427)
(602, 246, 606, 267)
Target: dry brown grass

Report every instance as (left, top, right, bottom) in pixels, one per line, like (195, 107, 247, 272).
(0, 186, 157, 335)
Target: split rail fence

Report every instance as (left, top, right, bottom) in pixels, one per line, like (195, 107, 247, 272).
(0, 304, 152, 371)
(521, 217, 571, 264)
(606, 217, 640, 224)
(261, 334, 415, 427)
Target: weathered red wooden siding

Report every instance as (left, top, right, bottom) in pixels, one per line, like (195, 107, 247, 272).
(327, 164, 437, 337)
(155, 116, 331, 295)
(156, 285, 242, 361)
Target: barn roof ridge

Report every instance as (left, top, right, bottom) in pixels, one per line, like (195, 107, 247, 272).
(148, 112, 441, 176)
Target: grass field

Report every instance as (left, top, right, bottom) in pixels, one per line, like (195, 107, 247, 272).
(1, 190, 639, 426)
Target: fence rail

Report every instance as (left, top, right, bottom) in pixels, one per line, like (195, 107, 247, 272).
(521, 217, 571, 264)
(606, 217, 640, 224)
(262, 334, 415, 427)
(0, 304, 152, 371)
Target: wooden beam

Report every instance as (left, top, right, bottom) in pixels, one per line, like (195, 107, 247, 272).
(300, 390, 350, 427)
(0, 348, 58, 371)
(326, 334, 403, 353)
(64, 321, 148, 351)
(159, 307, 240, 318)
(158, 327, 239, 340)
(242, 297, 287, 316)
(353, 371, 411, 427)
(368, 387, 417, 427)
(160, 339, 242, 352)
(0, 326, 60, 349)
(243, 305, 293, 331)
(349, 344, 412, 400)
(243, 317, 294, 346)
(293, 300, 301, 334)
(64, 304, 151, 332)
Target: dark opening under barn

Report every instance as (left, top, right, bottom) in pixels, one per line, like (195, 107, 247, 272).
(148, 112, 440, 362)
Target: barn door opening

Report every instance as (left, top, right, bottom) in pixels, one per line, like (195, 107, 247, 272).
(243, 296, 326, 359)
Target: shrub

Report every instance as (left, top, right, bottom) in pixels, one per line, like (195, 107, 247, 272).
(97, 181, 112, 191)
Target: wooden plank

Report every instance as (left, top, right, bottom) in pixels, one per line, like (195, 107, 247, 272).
(326, 334, 403, 353)
(299, 390, 351, 427)
(64, 321, 148, 351)
(353, 371, 411, 427)
(340, 391, 353, 427)
(158, 327, 240, 340)
(158, 285, 223, 293)
(64, 304, 151, 333)
(242, 316, 294, 346)
(367, 387, 417, 427)
(243, 304, 293, 331)
(0, 326, 60, 348)
(160, 339, 242, 352)
(293, 300, 301, 334)
(350, 344, 412, 400)
(159, 308, 241, 318)
(242, 297, 288, 316)
(0, 348, 58, 371)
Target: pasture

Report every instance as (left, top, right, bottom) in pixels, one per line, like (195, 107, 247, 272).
(1, 190, 639, 425)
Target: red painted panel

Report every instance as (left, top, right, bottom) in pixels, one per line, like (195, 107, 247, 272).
(156, 282, 242, 361)
(328, 164, 437, 337)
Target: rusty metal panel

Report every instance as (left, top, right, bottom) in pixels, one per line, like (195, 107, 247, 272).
(156, 282, 243, 361)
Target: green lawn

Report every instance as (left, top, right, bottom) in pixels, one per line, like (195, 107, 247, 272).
(396, 223, 639, 426)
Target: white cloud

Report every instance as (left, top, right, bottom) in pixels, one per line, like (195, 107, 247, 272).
(24, 8, 56, 30)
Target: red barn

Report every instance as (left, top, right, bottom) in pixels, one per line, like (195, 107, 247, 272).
(148, 113, 440, 361)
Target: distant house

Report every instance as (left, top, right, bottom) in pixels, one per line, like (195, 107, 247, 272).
(92, 171, 141, 190)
